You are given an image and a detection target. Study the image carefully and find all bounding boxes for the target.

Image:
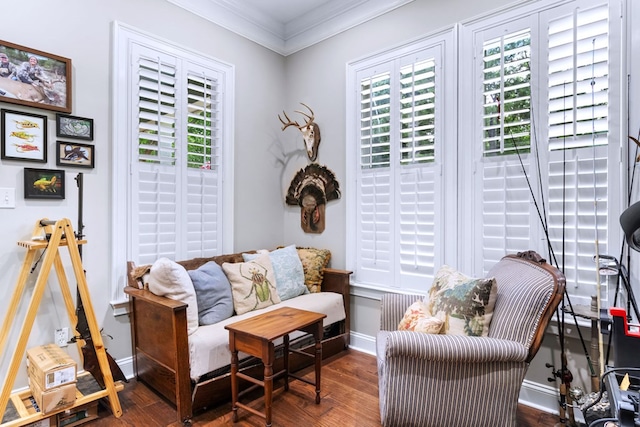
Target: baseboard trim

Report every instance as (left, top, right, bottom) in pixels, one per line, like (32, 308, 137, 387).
(118, 355, 135, 380)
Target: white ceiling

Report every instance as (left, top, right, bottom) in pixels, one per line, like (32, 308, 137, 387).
(166, 0, 414, 56)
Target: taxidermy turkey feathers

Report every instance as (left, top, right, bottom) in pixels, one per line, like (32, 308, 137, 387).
(285, 164, 341, 206)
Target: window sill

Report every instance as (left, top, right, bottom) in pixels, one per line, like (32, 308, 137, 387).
(110, 298, 129, 317)
(350, 280, 428, 300)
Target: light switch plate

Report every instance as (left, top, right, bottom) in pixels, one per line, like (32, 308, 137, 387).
(0, 187, 15, 208)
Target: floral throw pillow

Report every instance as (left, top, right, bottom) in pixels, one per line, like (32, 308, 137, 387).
(296, 247, 331, 293)
(426, 265, 497, 337)
(222, 254, 281, 315)
(397, 300, 444, 334)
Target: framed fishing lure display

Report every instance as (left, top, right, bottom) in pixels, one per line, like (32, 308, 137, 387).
(0, 109, 47, 162)
(23, 168, 65, 199)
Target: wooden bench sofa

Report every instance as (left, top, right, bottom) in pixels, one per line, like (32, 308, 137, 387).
(124, 249, 351, 425)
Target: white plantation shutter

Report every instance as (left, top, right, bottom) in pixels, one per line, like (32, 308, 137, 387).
(466, 0, 619, 307)
(482, 29, 531, 156)
(398, 59, 438, 287)
(398, 167, 437, 284)
(547, 148, 609, 305)
(355, 45, 443, 291)
(547, 3, 609, 150)
(129, 43, 225, 266)
(358, 71, 393, 285)
(545, 2, 612, 306)
(184, 69, 223, 259)
(133, 47, 179, 264)
(481, 158, 533, 270)
(477, 21, 534, 270)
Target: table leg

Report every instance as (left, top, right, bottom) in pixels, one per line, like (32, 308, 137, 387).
(264, 343, 274, 427)
(283, 334, 290, 392)
(314, 321, 322, 404)
(230, 334, 239, 422)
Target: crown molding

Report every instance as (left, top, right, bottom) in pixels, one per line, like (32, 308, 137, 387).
(166, 0, 415, 56)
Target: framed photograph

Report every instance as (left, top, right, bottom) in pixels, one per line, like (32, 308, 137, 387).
(1, 109, 47, 162)
(56, 141, 94, 168)
(56, 114, 94, 140)
(24, 168, 65, 199)
(0, 40, 71, 113)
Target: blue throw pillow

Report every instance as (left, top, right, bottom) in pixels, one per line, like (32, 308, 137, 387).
(243, 245, 308, 301)
(188, 261, 234, 325)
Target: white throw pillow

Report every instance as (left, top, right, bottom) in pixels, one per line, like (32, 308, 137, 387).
(147, 258, 199, 335)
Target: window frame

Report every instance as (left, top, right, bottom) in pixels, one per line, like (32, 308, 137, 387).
(346, 27, 458, 295)
(110, 22, 235, 313)
(459, 0, 624, 307)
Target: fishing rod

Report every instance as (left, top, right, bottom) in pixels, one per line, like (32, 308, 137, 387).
(589, 38, 605, 381)
(512, 139, 588, 427)
(512, 103, 598, 425)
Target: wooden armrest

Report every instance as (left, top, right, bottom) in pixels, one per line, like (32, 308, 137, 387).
(124, 286, 187, 311)
(321, 268, 352, 294)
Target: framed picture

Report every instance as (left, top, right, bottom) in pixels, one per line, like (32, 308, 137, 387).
(0, 40, 72, 113)
(1, 109, 47, 162)
(56, 141, 94, 169)
(56, 114, 94, 140)
(24, 168, 65, 199)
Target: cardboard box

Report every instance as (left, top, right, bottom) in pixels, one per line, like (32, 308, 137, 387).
(26, 419, 55, 427)
(29, 381, 76, 415)
(26, 344, 77, 391)
(56, 401, 99, 427)
(20, 395, 56, 427)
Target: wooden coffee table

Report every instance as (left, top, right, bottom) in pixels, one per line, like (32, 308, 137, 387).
(225, 307, 327, 426)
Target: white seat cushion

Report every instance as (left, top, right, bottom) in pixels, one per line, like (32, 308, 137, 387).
(188, 291, 346, 380)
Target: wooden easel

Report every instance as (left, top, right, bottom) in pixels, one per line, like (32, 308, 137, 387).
(0, 218, 123, 426)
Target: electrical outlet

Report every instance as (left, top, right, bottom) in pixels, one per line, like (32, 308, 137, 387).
(55, 327, 69, 347)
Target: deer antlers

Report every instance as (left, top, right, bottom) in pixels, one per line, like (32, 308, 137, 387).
(278, 102, 315, 131)
(278, 102, 321, 162)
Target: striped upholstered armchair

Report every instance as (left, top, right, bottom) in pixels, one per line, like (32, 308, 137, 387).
(376, 251, 565, 427)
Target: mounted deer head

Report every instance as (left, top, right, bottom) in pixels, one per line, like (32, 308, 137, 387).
(278, 102, 321, 162)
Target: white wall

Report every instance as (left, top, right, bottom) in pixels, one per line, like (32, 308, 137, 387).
(0, 0, 287, 390)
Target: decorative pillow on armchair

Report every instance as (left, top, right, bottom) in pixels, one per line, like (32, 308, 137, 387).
(398, 300, 444, 334)
(188, 261, 234, 325)
(222, 254, 281, 315)
(426, 265, 497, 337)
(296, 247, 331, 293)
(243, 245, 308, 301)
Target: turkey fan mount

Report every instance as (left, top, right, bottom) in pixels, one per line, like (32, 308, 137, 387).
(286, 164, 341, 234)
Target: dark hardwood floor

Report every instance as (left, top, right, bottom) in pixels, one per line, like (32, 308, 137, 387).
(88, 349, 559, 426)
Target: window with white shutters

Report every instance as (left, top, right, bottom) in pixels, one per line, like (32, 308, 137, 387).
(462, 0, 621, 307)
(350, 37, 451, 292)
(347, 0, 624, 303)
(112, 24, 234, 308)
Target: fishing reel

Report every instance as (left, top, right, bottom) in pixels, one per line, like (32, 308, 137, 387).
(547, 362, 574, 385)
